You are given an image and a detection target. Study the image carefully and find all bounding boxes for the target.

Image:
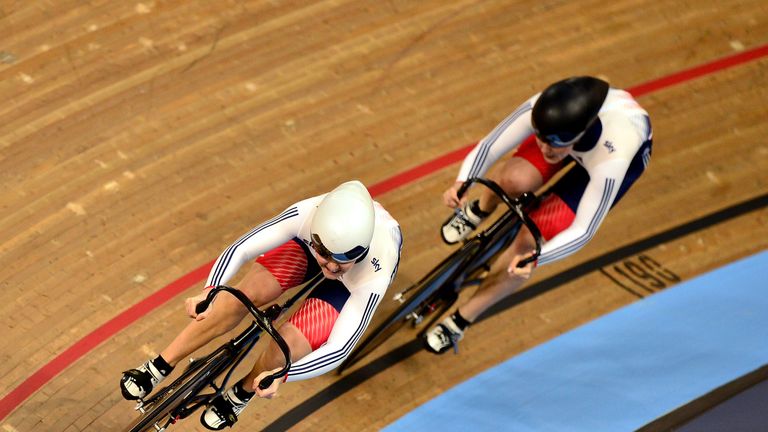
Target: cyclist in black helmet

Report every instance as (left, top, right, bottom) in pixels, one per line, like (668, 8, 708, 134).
(532, 76, 609, 148)
(426, 76, 653, 354)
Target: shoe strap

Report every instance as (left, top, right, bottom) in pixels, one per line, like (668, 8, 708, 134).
(437, 323, 461, 355)
(449, 330, 460, 355)
(211, 393, 239, 427)
(143, 360, 166, 384)
(451, 209, 476, 230)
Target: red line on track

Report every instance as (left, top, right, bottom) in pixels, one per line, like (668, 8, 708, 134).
(628, 44, 768, 97)
(0, 263, 214, 420)
(2, 43, 767, 421)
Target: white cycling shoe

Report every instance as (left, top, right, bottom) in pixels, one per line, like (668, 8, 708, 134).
(120, 360, 168, 400)
(201, 386, 252, 430)
(441, 200, 486, 244)
(423, 315, 465, 354)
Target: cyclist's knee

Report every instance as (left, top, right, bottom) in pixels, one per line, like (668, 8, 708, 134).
(495, 158, 544, 196)
(259, 323, 311, 369)
(278, 321, 313, 361)
(202, 295, 248, 334)
(512, 225, 537, 250)
(236, 263, 283, 307)
(490, 230, 537, 279)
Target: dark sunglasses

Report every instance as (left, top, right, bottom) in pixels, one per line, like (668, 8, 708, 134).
(534, 129, 584, 148)
(310, 233, 368, 264)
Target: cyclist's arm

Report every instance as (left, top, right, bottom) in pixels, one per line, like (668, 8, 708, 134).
(284, 211, 401, 381)
(284, 278, 387, 382)
(536, 159, 628, 266)
(456, 97, 537, 182)
(204, 203, 309, 287)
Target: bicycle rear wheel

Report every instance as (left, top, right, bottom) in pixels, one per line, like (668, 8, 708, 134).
(123, 348, 232, 432)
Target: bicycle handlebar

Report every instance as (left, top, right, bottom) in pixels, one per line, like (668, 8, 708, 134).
(456, 177, 543, 268)
(195, 286, 291, 390)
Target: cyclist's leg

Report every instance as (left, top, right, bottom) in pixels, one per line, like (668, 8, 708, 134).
(241, 278, 350, 392)
(442, 137, 560, 244)
(476, 135, 561, 214)
(459, 179, 580, 321)
(426, 190, 577, 354)
(122, 252, 292, 401)
(428, 138, 569, 351)
(201, 279, 348, 428)
(196, 242, 323, 429)
(425, 230, 536, 353)
(161, 239, 316, 366)
(159, 266, 279, 366)
(457, 227, 536, 321)
(458, 135, 570, 318)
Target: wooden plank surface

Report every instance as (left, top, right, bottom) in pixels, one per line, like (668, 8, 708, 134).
(0, 0, 766, 430)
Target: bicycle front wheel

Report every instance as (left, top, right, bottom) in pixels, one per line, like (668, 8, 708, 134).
(123, 348, 232, 432)
(338, 240, 483, 374)
(336, 285, 436, 374)
(337, 276, 458, 374)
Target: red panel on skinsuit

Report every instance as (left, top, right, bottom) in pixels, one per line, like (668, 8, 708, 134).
(288, 298, 340, 350)
(256, 240, 309, 291)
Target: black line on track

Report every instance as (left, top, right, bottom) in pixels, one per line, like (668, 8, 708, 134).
(599, 267, 647, 299)
(263, 192, 768, 431)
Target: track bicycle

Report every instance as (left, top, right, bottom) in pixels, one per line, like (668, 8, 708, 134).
(337, 177, 543, 373)
(123, 273, 323, 432)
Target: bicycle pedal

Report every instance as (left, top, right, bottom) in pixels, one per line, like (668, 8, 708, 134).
(134, 401, 146, 413)
(406, 312, 423, 325)
(182, 357, 197, 372)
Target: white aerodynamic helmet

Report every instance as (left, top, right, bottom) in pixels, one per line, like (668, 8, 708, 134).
(310, 180, 375, 263)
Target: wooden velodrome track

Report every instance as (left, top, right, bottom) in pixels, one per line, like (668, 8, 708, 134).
(1, 0, 767, 430)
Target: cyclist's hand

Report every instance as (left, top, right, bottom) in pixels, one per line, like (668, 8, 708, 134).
(253, 367, 283, 399)
(443, 181, 466, 208)
(508, 252, 537, 280)
(185, 286, 214, 321)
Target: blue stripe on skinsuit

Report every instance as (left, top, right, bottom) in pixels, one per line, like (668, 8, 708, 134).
(209, 207, 299, 285)
(289, 293, 380, 377)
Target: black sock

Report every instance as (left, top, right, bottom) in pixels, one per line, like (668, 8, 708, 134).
(469, 200, 490, 218)
(151, 355, 174, 376)
(233, 379, 256, 401)
(451, 310, 472, 331)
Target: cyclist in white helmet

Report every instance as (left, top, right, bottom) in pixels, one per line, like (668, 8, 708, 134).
(120, 180, 402, 430)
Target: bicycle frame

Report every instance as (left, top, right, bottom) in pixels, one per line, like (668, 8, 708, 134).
(409, 209, 525, 328)
(457, 177, 543, 267)
(126, 273, 323, 431)
(400, 178, 542, 310)
(337, 177, 543, 373)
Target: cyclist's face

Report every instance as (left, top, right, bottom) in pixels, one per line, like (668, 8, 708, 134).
(535, 137, 572, 163)
(312, 247, 355, 280)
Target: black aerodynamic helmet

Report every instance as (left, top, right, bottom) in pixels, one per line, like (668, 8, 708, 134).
(531, 76, 610, 147)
